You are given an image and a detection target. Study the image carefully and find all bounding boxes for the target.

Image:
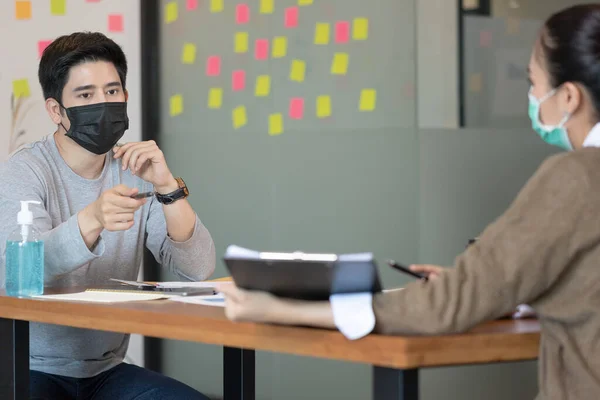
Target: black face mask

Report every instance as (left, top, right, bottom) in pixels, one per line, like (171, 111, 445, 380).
(60, 102, 129, 155)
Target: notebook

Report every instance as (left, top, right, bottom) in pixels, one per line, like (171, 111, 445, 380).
(32, 291, 168, 303)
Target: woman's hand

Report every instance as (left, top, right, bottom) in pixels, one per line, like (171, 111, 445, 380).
(409, 264, 445, 280)
(218, 284, 283, 323)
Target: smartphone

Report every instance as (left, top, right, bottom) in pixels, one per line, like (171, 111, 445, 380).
(386, 260, 428, 281)
(131, 191, 155, 199)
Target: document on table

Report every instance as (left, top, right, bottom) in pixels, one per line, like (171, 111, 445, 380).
(109, 278, 230, 290)
(168, 293, 225, 307)
(32, 291, 169, 303)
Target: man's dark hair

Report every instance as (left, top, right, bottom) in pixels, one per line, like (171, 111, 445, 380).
(38, 32, 128, 103)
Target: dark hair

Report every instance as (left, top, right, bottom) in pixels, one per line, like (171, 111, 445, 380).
(539, 4, 600, 117)
(38, 32, 127, 103)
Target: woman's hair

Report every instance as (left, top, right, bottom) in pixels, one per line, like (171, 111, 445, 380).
(539, 4, 600, 116)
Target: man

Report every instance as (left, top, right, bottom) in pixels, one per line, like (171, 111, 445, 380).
(0, 32, 215, 399)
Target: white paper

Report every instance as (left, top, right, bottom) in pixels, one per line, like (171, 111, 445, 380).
(32, 291, 168, 303)
(330, 292, 375, 340)
(225, 245, 373, 263)
(168, 293, 226, 307)
(157, 281, 232, 289)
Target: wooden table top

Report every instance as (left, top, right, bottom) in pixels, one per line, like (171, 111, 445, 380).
(0, 288, 540, 369)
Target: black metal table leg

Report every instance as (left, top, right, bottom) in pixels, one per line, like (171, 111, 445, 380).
(223, 347, 255, 400)
(373, 366, 419, 400)
(0, 318, 29, 400)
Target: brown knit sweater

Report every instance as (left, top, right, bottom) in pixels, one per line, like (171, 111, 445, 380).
(373, 148, 600, 399)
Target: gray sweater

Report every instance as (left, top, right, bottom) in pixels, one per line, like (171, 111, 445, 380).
(0, 134, 216, 378)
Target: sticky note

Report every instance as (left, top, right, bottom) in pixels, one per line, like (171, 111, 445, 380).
(506, 17, 520, 35)
(290, 60, 306, 82)
(208, 88, 222, 109)
(170, 94, 183, 116)
(211, 0, 224, 13)
(255, 75, 270, 97)
(359, 89, 376, 111)
(232, 70, 246, 91)
(38, 40, 52, 58)
(50, 0, 66, 15)
(233, 106, 247, 129)
(108, 14, 124, 32)
(314, 23, 330, 45)
(182, 43, 196, 64)
(285, 7, 298, 28)
(255, 39, 269, 60)
(480, 30, 492, 47)
(12, 79, 30, 99)
(236, 4, 250, 24)
(335, 21, 350, 43)
(187, 0, 198, 10)
(269, 113, 283, 136)
(469, 73, 482, 93)
(206, 56, 221, 76)
(272, 36, 287, 58)
(289, 97, 304, 119)
(331, 53, 349, 75)
(316, 95, 331, 118)
(353, 18, 369, 40)
(298, 0, 313, 4)
(165, 2, 178, 24)
(235, 32, 249, 53)
(260, 0, 274, 14)
(15, 1, 32, 20)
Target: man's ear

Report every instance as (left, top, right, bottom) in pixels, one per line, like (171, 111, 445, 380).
(45, 98, 63, 125)
(124, 89, 129, 102)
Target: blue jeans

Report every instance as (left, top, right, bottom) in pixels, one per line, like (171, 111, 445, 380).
(30, 363, 210, 400)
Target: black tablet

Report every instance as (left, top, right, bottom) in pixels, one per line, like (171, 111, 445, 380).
(223, 247, 382, 301)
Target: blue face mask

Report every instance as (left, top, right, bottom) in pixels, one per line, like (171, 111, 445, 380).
(528, 87, 572, 150)
(529, 89, 573, 150)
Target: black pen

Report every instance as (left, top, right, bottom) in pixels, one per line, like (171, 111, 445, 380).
(131, 191, 155, 199)
(386, 260, 428, 281)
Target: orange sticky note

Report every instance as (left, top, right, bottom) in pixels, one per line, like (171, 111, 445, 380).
(170, 94, 183, 116)
(269, 113, 283, 136)
(12, 79, 31, 99)
(50, 0, 66, 16)
(233, 106, 247, 129)
(15, 1, 32, 20)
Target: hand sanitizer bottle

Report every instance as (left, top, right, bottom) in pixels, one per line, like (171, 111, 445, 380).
(5, 201, 44, 297)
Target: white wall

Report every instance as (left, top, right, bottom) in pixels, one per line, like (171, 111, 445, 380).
(0, 0, 144, 367)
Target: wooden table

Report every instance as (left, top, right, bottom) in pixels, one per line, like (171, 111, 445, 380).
(0, 289, 540, 400)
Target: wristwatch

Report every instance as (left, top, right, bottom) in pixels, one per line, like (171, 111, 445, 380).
(155, 177, 189, 205)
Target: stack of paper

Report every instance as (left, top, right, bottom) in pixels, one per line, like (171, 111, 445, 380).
(33, 291, 168, 303)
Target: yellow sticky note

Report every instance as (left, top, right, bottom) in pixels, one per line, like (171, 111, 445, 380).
(314, 23, 330, 45)
(15, 1, 32, 20)
(353, 18, 369, 40)
(506, 17, 520, 35)
(255, 75, 271, 97)
(359, 89, 377, 111)
(12, 79, 30, 99)
(331, 53, 349, 75)
(272, 36, 287, 58)
(260, 0, 274, 14)
(298, 0, 313, 5)
(234, 32, 249, 53)
(181, 43, 196, 64)
(50, 0, 66, 16)
(211, 0, 224, 13)
(233, 106, 247, 129)
(269, 113, 283, 136)
(170, 94, 183, 116)
(469, 73, 482, 93)
(290, 60, 306, 82)
(316, 95, 331, 118)
(165, 1, 178, 24)
(208, 88, 222, 109)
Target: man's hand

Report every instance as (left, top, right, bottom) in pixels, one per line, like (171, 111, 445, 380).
(82, 184, 146, 231)
(113, 141, 178, 193)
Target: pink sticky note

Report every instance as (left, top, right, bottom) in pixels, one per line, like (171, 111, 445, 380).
(38, 40, 53, 58)
(285, 7, 298, 28)
(108, 14, 124, 32)
(232, 70, 246, 91)
(236, 4, 250, 24)
(206, 56, 221, 76)
(335, 21, 350, 43)
(480, 30, 492, 47)
(255, 39, 269, 60)
(289, 98, 305, 119)
(187, 0, 198, 10)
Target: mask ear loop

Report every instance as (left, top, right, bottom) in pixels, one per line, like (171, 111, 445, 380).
(56, 100, 70, 134)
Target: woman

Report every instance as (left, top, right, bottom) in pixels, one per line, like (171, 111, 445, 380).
(220, 4, 600, 398)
